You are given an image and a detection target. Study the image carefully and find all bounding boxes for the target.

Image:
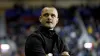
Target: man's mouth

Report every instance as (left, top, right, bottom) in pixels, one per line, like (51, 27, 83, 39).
(46, 21, 52, 23)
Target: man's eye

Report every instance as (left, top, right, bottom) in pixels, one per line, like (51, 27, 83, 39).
(51, 14, 55, 17)
(43, 13, 49, 17)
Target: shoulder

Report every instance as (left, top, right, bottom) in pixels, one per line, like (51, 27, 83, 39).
(28, 31, 40, 38)
(25, 30, 43, 43)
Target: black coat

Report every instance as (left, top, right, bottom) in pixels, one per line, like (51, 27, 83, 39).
(25, 26, 70, 56)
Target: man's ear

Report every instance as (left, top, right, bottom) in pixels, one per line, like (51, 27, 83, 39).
(57, 18, 59, 23)
(39, 16, 42, 22)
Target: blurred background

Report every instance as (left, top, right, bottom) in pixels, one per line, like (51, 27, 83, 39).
(0, 0, 100, 56)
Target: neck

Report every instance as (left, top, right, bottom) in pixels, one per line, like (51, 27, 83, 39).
(40, 25, 54, 30)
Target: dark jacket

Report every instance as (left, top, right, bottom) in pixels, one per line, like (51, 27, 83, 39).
(25, 26, 70, 56)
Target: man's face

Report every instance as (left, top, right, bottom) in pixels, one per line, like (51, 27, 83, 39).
(39, 7, 59, 29)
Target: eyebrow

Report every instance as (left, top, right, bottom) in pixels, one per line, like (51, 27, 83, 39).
(43, 13, 56, 16)
(43, 13, 49, 16)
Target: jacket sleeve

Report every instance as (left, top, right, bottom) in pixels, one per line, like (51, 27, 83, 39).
(59, 38, 72, 56)
(25, 34, 46, 56)
(55, 37, 71, 55)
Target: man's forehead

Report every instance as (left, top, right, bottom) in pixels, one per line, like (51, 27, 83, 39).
(42, 7, 57, 12)
(41, 7, 58, 15)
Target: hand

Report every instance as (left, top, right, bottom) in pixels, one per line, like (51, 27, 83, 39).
(46, 53, 53, 56)
(61, 51, 70, 56)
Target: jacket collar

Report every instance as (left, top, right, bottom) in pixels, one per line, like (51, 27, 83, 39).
(38, 26, 56, 39)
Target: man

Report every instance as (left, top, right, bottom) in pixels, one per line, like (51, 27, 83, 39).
(25, 6, 70, 56)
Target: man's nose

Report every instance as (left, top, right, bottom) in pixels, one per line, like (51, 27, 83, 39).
(47, 15, 52, 20)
